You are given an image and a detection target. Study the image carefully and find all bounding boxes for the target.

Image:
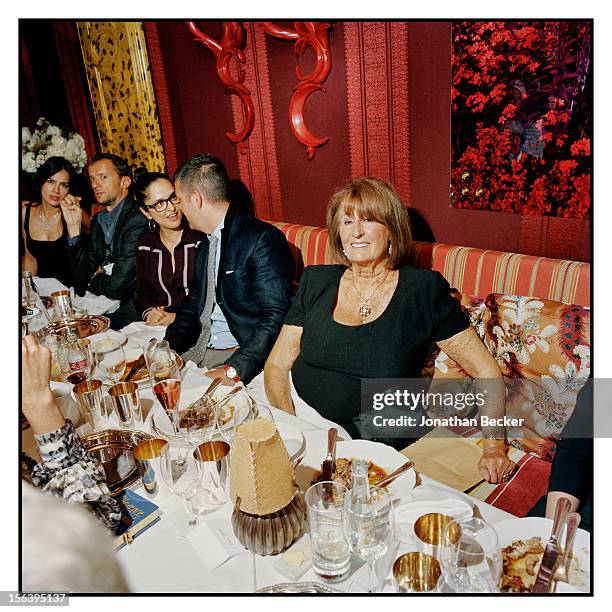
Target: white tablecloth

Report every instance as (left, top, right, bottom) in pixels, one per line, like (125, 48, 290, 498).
(104, 320, 515, 593)
(33, 276, 120, 315)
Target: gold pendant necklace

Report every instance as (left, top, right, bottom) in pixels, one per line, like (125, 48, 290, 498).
(351, 269, 390, 323)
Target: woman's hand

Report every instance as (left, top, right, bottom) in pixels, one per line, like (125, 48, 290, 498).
(478, 440, 516, 484)
(59, 194, 83, 237)
(145, 307, 176, 327)
(21, 336, 65, 435)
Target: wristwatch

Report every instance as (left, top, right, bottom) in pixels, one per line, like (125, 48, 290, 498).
(223, 364, 240, 382)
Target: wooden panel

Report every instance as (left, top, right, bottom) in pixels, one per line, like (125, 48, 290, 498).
(77, 21, 165, 171)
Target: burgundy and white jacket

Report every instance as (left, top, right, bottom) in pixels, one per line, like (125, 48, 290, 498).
(135, 227, 202, 321)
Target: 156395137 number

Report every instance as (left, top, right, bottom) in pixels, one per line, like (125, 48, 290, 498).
(2, 592, 68, 606)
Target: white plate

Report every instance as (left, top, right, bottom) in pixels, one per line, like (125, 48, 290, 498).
(90, 330, 128, 350)
(297, 439, 416, 496)
(276, 421, 306, 464)
(494, 517, 590, 593)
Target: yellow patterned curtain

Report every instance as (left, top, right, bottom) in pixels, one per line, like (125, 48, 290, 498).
(77, 21, 165, 172)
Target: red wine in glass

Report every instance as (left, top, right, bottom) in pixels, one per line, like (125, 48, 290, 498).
(66, 371, 88, 385)
(153, 379, 182, 417)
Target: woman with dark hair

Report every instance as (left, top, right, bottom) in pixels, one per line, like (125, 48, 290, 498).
(21, 156, 90, 287)
(133, 169, 201, 326)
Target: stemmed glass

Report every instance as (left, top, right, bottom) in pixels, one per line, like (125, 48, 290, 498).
(58, 336, 94, 385)
(343, 486, 395, 593)
(159, 438, 203, 536)
(212, 387, 253, 445)
(437, 517, 502, 593)
(150, 348, 183, 438)
(92, 339, 126, 384)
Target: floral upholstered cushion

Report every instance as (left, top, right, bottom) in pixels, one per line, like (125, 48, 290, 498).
(482, 294, 590, 459)
(425, 292, 590, 460)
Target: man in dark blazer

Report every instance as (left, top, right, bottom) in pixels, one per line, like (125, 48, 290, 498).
(165, 153, 294, 386)
(60, 154, 147, 326)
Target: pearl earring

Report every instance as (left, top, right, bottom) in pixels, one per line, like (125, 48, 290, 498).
(388, 242, 392, 255)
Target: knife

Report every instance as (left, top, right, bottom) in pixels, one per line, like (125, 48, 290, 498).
(321, 428, 338, 507)
(321, 428, 338, 482)
(532, 497, 572, 592)
(122, 353, 146, 382)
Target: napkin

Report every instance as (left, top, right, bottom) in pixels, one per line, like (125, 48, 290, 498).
(246, 372, 352, 441)
(73, 291, 119, 315)
(187, 517, 244, 571)
(401, 427, 483, 491)
(394, 495, 472, 543)
(118, 321, 167, 349)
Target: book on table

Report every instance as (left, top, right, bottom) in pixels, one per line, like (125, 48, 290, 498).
(114, 488, 161, 550)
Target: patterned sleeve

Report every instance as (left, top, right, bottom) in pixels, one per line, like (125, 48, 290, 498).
(31, 420, 121, 531)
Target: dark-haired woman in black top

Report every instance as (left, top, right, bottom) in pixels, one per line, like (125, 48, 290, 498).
(21, 156, 90, 287)
(265, 177, 516, 484)
(133, 170, 201, 326)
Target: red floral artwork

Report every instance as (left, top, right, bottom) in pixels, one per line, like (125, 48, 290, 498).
(451, 21, 591, 218)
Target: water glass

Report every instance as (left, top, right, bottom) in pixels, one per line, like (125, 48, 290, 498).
(73, 379, 104, 430)
(51, 290, 74, 321)
(108, 381, 142, 430)
(438, 517, 502, 593)
(133, 438, 172, 501)
(93, 339, 126, 384)
(305, 481, 351, 582)
(159, 439, 203, 535)
(193, 440, 230, 510)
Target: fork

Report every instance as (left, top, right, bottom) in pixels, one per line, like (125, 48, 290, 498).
(553, 512, 581, 583)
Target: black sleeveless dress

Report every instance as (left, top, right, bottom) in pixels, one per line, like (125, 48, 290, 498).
(24, 205, 74, 287)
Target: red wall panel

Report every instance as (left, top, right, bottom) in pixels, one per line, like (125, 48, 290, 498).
(146, 20, 590, 262)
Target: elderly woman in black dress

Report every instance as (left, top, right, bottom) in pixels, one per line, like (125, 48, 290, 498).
(264, 177, 515, 483)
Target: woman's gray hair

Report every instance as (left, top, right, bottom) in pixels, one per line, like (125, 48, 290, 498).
(22, 483, 129, 593)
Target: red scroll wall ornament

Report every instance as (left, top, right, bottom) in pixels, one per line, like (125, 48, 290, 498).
(186, 21, 255, 153)
(261, 21, 332, 159)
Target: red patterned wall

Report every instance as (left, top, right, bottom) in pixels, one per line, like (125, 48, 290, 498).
(144, 20, 590, 262)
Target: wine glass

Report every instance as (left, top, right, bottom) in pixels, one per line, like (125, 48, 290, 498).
(437, 517, 502, 593)
(159, 438, 203, 536)
(58, 336, 93, 385)
(92, 339, 126, 384)
(343, 486, 395, 593)
(179, 392, 217, 447)
(150, 349, 182, 438)
(212, 387, 252, 445)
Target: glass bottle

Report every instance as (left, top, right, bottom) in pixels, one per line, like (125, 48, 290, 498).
(21, 271, 51, 337)
(350, 459, 371, 505)
(59, 329, 91, 385)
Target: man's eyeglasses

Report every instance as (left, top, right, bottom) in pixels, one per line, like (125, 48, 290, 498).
(143, 193, 180, 213)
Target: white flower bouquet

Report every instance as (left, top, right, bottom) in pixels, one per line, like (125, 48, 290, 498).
(21, 117, 88, 174)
